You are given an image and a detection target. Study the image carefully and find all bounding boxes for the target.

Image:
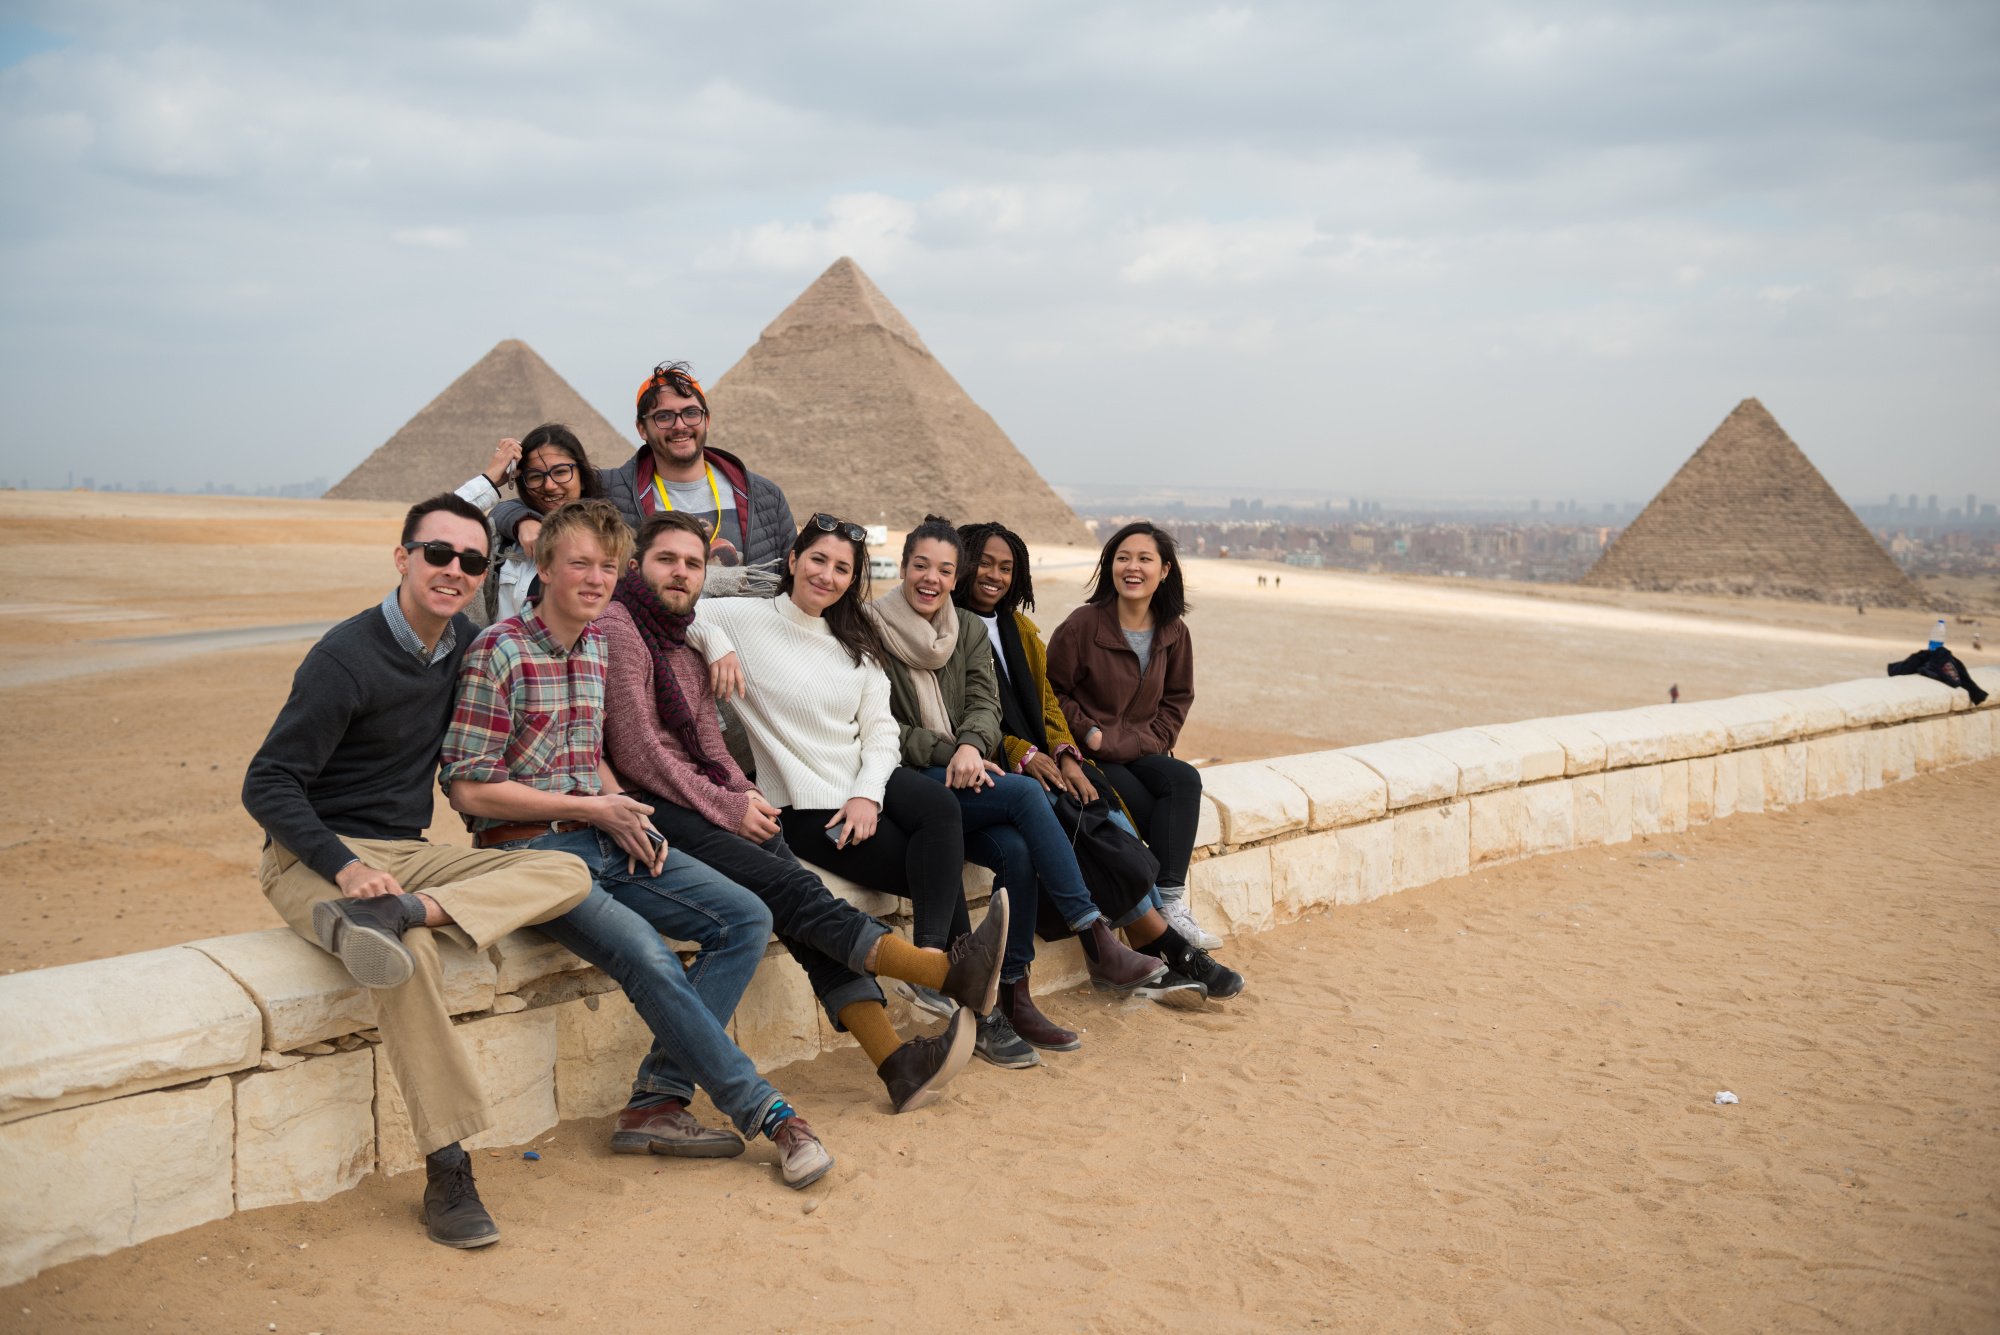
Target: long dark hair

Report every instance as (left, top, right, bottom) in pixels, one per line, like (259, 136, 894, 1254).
(1086, 520, 1188, 623)
(778, 524, 883, 667)
(954, 521, 1033, 616)
(515, 423, 602, 514)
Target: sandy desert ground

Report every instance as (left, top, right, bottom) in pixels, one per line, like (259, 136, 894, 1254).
(0, 491, 1987, 977)
(4, 756, 1995, 1333)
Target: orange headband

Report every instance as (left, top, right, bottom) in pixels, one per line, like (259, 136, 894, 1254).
(637, 369, 705, 411)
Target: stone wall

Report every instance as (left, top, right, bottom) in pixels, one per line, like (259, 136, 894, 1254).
(2, 666, 1993, 1285)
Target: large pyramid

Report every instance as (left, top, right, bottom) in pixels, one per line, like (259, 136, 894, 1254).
(706, 258, 1094, 546)
(1579, 398, 1924, 607)
(327, 340, 630, 501)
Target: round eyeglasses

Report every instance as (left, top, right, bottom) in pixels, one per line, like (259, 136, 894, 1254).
(647, 407, 709, 429)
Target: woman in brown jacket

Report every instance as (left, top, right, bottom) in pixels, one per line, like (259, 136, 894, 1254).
(1047, 520, 1223, 953)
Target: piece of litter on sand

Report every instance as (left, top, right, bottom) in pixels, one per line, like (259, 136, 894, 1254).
(1715, 1091, 1739, 1105)
(489, 1150, 502, 1158)
(523, 1151, 541, 1160)
(803, 1200, 820, 1215)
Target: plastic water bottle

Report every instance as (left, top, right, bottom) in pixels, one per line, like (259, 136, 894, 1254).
(1929, 618, 1947, 650)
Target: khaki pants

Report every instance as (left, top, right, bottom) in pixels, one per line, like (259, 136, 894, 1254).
(261, 836, 592, 1156)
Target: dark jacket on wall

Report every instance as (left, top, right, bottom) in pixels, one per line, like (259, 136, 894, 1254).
(1888, 646, 1989, 705)
(1045, 601, 1194, 764)
(878, 606, 1005, 768)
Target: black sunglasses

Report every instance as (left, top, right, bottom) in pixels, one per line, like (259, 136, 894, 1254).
(807, 513, 869, 543)
(402, 540, 490, 577)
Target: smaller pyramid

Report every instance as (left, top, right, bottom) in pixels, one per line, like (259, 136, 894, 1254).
(328, 340, 630, 502)
(706, 258, 1095, 546)
(1579, 398, 1924, 607)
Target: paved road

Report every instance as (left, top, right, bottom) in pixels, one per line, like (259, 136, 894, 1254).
(0, 621, 338, 690)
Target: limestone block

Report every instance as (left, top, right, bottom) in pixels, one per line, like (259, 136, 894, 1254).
(1948, 710, 1993, 764)
(1880, 724, 1917, 785)
(1522, 779, 1575, 855)
(554, 991, 653, 1122)
(1188, 846, 1275, 938)
(1198, 762, 1311, 844)
(1194, 794, 1222, 850)
(1571, 774, 1607, 845)
(1712, 748, 1738, 817)
(1468, 788, 1527, 866)
(186, 927, 495, 1053)
(1732, 750, 1765, 814)
(375, 1008, 559, 1176)
(1601, 770, 1635, 845)
(1628, 766, 1666, 836)
(1341, 738, 1460, 809)
(1806, 733, 1865, 801)
(1027, 936, 1090, 994)
(1767, 689, 1845, 737)
(1391, 801, 1469, 890)
(1813, 678, 1906, 728)
(963, 862, 995, 905)
(729, 953, 821, 1076)
(488, 928, 588, 994)
(1260, 751, 1389, 829)
(1686, 693, 1791, 748)
(1470, 721, 1567, 783)
(1659, 761, 1690, 833)
(1515, 715, 1607, 775)
(1878, 676, 1957, 722)
(1763, 743, 1807, 808)
(1575, 706, 1725, 768)
(1412, 728, 1520, 795)
(233, 1047, 374, 1212)
(1270, 831, 1340, 919)
(0, 947, 261, 1125)
(0, 1076, 233, 1286)
(1911, 718, 1944, 773)
(1861, 729, 1885, 791)
(1331, 819, 1395, 905)
(1971, 665, 2000, 702)
(1686, 755, 1715, 825)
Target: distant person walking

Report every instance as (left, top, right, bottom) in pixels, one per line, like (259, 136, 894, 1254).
(1670, 683, 1680, 704)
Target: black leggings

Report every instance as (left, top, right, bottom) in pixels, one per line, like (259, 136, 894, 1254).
(1097, 753, 1202, 888)
(779, 766, 972, 950)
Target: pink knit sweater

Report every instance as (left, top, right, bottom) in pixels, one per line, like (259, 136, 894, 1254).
(599, 601, 757, 833)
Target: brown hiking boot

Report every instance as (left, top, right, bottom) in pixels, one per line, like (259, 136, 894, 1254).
(1083, 919, 1168, 994)
(1002, 970, 1080, 1051)
(609, 1101, 745, 1158)
(770, 1115, 834, 1190)
(941, 887, 1008, 1016)
(877, 1008, 975, 1113)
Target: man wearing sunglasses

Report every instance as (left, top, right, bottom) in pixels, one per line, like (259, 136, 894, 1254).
(242, 492, 595, 1249)
(596, 360, 797, 579)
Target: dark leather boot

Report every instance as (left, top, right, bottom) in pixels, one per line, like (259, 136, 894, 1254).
(877, 1008, 975, 1113)
(422, 1145, 500, 1249)
(941, 887, 1008, 1015)
(1083, 919, 1167, 994)
(1002, 970, 1080, 1051)
(609, 1101, 745, 1157)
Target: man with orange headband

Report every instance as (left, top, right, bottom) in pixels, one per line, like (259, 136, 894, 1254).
(593, 360, 797, 576)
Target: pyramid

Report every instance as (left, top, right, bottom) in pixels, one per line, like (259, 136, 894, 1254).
(327, 340, 631, 502)
(705, 258, 1095, 546)
(1579, 398, 1924, 607)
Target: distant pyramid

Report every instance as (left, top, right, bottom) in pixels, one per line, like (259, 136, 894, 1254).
(327, 340, 629, 502)
(1579, 398, 1924, 607)
(706, 258, 1094, 546)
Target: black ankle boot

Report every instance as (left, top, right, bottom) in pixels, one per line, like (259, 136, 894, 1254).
(423, 1144, 500, 1248)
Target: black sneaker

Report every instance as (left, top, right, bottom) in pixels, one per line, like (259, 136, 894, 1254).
(1132, 966, 1209, 1007)
(422, 1148, 500, 1249)
(1173, 946, 1244, 1000)
(313, 896, 416, 989)
(974, 1009, 1041, 1068)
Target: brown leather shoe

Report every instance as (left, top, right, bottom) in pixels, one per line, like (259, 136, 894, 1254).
(1083, 919, 1168, 994)
(878, 1008, 975, 1113)
(941, 887, 1008, 1016)
(609, 1102, 746, 1158)
(770, 1114, 834, 1189)
(1002, 970, 1080, 1051)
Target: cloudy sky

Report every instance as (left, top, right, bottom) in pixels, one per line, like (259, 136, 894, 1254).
(2, 1, 1995, 506)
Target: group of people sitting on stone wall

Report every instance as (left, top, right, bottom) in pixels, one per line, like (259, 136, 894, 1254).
(241, 360, 1243, 1249)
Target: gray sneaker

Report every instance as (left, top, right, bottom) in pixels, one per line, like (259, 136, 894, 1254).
(892, 979, 960, 1021)
(975, 1009, 1041, 1068)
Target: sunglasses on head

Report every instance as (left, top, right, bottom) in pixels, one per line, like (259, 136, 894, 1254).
(402, 540, 490, 577)
(807, 513, 869, 543)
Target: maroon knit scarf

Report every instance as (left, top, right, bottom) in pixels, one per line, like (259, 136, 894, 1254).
(610, 571, 734, 787)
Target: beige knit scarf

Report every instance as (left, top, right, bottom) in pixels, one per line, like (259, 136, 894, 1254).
(866, 586, 957, 738)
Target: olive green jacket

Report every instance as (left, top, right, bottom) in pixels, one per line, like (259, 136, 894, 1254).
(880, 607, 1004, 768)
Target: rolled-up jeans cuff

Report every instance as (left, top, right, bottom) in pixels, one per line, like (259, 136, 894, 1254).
(846, 919, 891, 977)
(632, 1076, 695, 1106)
(1065, 909, 1103, 934)
(1109, 892, 1161, 931)
(820, 974, 888, 1030)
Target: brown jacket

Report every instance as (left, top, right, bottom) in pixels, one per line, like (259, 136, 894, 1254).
(1045, 602, 1192, 764)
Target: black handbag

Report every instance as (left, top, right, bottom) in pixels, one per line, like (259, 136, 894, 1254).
(1032, 790, 1161, 940)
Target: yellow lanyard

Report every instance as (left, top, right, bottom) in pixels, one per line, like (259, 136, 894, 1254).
(651, 465, 724, 544)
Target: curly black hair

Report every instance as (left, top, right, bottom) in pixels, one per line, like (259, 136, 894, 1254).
(952, 520, 1034, 616)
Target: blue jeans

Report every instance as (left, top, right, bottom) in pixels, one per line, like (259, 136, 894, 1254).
(500, 827, 783, 1138)
(922, 768, 1101, 983)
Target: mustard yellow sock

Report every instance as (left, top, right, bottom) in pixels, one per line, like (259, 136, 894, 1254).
(872, 935, 950, 991)
(838, 1001, 902, 1068)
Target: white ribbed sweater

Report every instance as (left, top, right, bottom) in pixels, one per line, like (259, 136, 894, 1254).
(690, 595, 901, 811)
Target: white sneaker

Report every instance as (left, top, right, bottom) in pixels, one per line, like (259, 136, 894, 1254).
(1162, 897, 1223, 950)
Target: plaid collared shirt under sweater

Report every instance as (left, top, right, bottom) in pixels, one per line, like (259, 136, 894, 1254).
(438, 609, 607, 833)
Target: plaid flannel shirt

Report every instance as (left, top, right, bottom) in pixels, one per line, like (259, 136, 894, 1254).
(439, 610, 608, 832)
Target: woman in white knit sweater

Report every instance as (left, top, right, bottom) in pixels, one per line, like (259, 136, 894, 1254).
(692, 515, 975, 959)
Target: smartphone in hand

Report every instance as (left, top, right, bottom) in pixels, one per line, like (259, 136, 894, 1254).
(825, 819, 847, 848)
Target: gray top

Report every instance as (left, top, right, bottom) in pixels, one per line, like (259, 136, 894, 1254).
(1122, 627, 1155, 676)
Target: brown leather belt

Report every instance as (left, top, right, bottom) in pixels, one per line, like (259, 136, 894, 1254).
(475, 820, 590, 848)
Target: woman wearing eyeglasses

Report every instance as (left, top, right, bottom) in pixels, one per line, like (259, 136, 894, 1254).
(484, 424, 604, 622)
